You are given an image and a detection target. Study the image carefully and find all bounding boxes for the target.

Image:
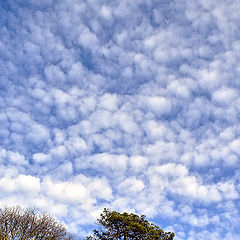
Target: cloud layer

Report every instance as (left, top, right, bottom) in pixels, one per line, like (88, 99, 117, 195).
(1, 0, 240, 239)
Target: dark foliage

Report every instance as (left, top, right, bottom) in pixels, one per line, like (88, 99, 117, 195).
(86, 208, 174, 240)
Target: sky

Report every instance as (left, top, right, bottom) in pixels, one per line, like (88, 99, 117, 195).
(0, 0, 240, 239)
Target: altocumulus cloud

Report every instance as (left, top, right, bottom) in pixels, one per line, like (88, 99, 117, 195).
(0, 0, 240, 239)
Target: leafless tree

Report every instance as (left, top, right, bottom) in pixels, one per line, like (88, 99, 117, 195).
(0, 205, 76, 240)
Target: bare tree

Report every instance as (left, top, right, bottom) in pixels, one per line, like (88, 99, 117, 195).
(0, 205, 75, 240)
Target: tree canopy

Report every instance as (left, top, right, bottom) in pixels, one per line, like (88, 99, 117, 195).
(87, 208, 174, 240)
(0, 206, 174, 240)
(0, 205, 74, 240)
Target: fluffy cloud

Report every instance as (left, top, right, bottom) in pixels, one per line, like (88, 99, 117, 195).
(1, 0, 240, 239)
(0, 174, 40, 194)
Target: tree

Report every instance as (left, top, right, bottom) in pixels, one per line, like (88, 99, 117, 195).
(0, 205, 75, 240)
(86, 208, 174, 240)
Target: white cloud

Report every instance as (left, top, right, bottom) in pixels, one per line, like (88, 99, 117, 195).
(0, 177, 17, 193)
(44, 65, 65, 83)
(113, 111, 140, 134)
(118, 178, 145, 194)
(43, 178, 90, 204)
(52, 88, 71, 104)
(144, 96, 172, 115)
(1, 0, 240, 238)
(213, 87, 238, 105)
(100, 6, 112, 20)
(218, 181, 238, 200)
(0, 148, 7, 161)
(50, 145, 68, 160)
(16, 175, 41, 194)
(90, 153, 128, 173)
(76, 175, 113, 201)
(146, 141, 179, 162)
(147, 163, 238, 203)
(88, 133, 113, 152)
(65, 136, 88, 154)
(229, 139, 240, 155)
(89, 110, 113, 131)
(198, 68, 221, 92)
(220, 127, 236, 141)
(68, 62, 85, 83)
(99, 93, 119, 111)
(32, 152, 49, 164)
(0, 174, 40, 195)
(167, 80, 191, 99)
(143, 120, 174, 142)
(129, 155, 149, 172)
(53, 128, 66, 144)
(27, 123, 50, 144)
(187, 214, 209, 227)
(78, 27, 99, 49)
(7, 151, 27, 165)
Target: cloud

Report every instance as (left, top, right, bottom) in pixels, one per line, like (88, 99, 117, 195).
(213, 87, 238, 105)
(99, 93, 119, 111)
(118, 178, 145, 195)
(147, 163, 238, 203)
(129, 155, 149, 172)
(43, 178, 90, 204)
(143, 96, 172, 116)
(89, 153, 128, 174)
(7, 151, 27, 165)
(0, 174, 40, 194)
(1, 0, 240, 238)
(32, 152, 49, 164)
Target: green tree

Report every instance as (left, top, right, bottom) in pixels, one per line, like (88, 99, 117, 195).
(86, 208, 174, 240)
(0, 205, 75, 240)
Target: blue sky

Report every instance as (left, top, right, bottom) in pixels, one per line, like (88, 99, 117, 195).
(0, 0, 240, 239)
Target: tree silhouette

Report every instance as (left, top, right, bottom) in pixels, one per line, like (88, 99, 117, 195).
(0, 205, 75, 240)
(86, 208, 174, 240)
